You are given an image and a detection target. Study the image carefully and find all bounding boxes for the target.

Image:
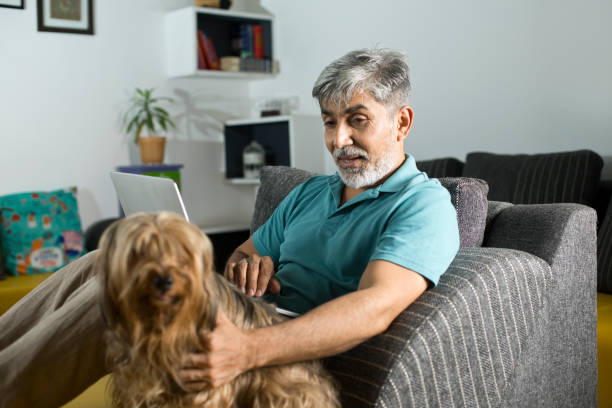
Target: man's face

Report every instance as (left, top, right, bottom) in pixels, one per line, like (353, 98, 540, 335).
(321, 92, 401, 189)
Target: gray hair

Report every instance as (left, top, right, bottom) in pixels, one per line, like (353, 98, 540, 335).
(312, 48, 411, 112)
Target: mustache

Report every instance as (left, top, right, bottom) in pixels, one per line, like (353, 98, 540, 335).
(333, 146, 369, 161)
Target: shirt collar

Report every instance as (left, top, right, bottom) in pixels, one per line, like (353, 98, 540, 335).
(378, 154, 422, 193)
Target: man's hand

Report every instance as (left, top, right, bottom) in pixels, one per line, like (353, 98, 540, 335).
(179, 311, 254, 390)
(224, 254, 281, 297)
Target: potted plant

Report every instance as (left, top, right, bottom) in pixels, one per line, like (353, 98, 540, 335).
(123, 88, 176, 164)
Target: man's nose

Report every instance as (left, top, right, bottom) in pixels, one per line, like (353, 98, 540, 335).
(333, 122, 353, 148)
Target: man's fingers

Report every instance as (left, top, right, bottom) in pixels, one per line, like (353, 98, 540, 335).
(246, 256, 261, 296)
(225, 262, 235, 281)
(267, 277, 281, 294)
(181, 353, 208, 369)
(237, 261, 248, 292)
(180, 368, 208, 382)
(255, 257, 275, 296)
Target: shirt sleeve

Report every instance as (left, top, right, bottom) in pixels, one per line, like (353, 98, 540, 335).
(252, 183, 304, 265)
(370, 184, 460, 287)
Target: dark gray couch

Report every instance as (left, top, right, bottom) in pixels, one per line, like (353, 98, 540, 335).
(251, 165, 598, 407)
(417, 149, 611, 295)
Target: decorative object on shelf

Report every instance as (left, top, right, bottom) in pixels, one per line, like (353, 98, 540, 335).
(224, 117, 292, 182)
(194, 0, 231, 9)
(37, 0, 94, 35)
(242, 140, 266, 179)
(0, 0, 24, 10)
(122, 88, 176, 165)
(220, 56, 240, 72)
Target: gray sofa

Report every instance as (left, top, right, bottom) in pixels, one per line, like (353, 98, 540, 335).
(416, 149, 611, 294)
(253, 165, 598, 407)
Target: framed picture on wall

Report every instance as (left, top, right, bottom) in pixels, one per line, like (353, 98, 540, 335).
(37, 0, 94, 35)
(0, 0, 24, 9)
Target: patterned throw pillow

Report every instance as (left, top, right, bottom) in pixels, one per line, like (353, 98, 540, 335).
(0, 187, 85, 275)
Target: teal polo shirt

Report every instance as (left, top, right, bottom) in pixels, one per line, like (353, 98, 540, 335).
(253, 154, 460, 314)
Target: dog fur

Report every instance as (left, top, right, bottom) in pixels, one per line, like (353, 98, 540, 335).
(96, 212, 339, 408)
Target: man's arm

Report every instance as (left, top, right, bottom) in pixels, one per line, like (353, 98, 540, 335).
(180, 259, 427, 388)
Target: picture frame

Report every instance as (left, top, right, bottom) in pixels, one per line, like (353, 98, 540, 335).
(37, 0, 94, 35)
(0, 0, 24, 9)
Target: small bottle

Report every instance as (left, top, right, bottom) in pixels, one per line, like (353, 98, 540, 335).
(242, 140, 265, 179)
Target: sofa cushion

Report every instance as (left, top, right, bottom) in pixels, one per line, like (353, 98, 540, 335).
(463, 150, 603, 205)
(252, 167, 489, 248)
(250, 166, 316, 234)
(0, 187, 86, 275)
(416, 157, 464, 178)
(598, 196, 612, 293)
(438, 177, 489, 247)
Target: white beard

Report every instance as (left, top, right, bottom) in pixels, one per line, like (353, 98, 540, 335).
(333, 146, 396, 189)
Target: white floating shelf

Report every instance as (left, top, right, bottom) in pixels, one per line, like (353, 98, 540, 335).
(226, 178, 261, 185)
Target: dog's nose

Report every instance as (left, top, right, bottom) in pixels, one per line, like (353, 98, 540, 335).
(153, 275, 174, 293)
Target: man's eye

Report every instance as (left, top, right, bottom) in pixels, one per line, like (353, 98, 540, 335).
(323, 120, 336, 128)
(350, 116, 368, 126)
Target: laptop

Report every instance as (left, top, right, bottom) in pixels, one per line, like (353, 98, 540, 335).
(109, 171, 299, 318)
(110, 171, 189, 221)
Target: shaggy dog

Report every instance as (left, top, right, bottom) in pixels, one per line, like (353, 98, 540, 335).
(96, 212, 339, 408)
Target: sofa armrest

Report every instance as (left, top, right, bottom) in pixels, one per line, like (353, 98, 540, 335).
(482, 203, 597, 407)
(483, 203, 597, 268)
(83, 218, 120, 252)
(325, 247, 552, 407)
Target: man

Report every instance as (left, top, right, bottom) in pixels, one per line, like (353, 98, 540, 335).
(178, 49, 460, 390)
(0, 48, 459, 407)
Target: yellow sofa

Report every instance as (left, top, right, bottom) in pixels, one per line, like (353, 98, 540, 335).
(599, 293, 612, 407)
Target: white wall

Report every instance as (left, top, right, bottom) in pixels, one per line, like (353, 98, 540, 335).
(0, 0, 261, 230)
(253, 0, 612, 177)
(2, 0, 611, 233)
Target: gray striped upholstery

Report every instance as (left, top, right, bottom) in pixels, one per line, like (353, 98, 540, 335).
(463, 150, 603, 205)
(441, 178, 488, 247)
(416, 158, 464, 178)
(324, 248, 552, 407)
(598, 196, 612, 293)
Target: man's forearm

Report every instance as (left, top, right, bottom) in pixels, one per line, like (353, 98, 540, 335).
(247, 286, 393, 369)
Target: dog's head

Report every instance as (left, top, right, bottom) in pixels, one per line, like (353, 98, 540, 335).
(96, 212, 216, 345)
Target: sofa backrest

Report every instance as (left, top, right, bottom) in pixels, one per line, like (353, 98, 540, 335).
(462, 150, 603, 206)
(416, 157, 464, 178)
(251, 166, 489, 247)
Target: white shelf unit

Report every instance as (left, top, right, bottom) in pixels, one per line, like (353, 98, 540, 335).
(222, 116, 294, 184)
(165, 6, 277, 79)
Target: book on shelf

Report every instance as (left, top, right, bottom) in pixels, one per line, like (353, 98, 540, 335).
(241, 24, 253, 58)
(196, 33, 208, 69)
(197, 29, 220, 70)
(253, 24, 263, 60)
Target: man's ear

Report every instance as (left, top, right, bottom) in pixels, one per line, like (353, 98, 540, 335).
(396, 106, 414, 142)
